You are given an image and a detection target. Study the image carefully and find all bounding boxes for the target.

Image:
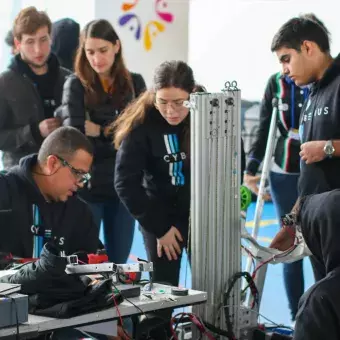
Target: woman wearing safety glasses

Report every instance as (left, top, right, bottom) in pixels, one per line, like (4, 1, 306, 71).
(113, 60, 202, 288)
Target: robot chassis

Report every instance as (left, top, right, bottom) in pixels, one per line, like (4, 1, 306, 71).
(189, 83, 310, 339)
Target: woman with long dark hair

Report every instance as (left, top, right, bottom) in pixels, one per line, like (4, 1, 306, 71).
(113, 60, 196, 286)
(56, 19, 146, 263)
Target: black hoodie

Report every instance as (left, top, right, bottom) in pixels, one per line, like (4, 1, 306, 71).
(51, 18, 80, 71)
(293, 190, 340, 340)
(0, 243, 116, 318)
(0, 154, 99, 259)
(115, 107, 190, 238)
(0, 53, 70, 169)
(298, 54, 340, 196)
(11, 53, 62, 119)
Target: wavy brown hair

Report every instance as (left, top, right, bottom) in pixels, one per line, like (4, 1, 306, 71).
(74, 19, 133, 108)
(113, 60, 196, 149)
(13, 6, 51, 41)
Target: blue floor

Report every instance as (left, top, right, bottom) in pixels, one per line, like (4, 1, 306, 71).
(121, 202, 314, 327)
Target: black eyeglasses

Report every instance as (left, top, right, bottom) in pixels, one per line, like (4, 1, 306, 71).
(55, 155, 91, 184)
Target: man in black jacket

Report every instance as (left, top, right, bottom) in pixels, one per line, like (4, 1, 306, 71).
(271, 191, 340, 340)
(0, 126, 100, 260)
(271, 14, 340, 281)
(0, 7, 70, 169)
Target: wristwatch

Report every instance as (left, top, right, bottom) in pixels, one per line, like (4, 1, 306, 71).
(324, 140, 335, 158)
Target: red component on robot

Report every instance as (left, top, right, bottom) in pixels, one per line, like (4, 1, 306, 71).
(87, 253, 109, 264)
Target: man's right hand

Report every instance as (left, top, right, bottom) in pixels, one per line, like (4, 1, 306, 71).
(39, 118, 61, 138)
(243, 173, 271, 201)
(157, 226, 183, 261)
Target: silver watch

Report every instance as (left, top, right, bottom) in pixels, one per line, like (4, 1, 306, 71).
(324, 140, 335, 158)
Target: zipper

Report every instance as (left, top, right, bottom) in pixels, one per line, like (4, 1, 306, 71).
(22, 74, 45, 121)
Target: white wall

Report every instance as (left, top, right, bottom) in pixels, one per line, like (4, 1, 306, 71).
(189, 0, 340, 101)
(95, 0, 189, 87)
(5, 0, 189, 88)
(21, 0, 95, 28)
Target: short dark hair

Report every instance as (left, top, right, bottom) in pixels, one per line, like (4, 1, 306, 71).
(301, 13, 330, 38)
(13, 6, 52, 41)
(271, 14, 330, 53)
(38, 127, 93, 163)
(5, 30, 14, 47)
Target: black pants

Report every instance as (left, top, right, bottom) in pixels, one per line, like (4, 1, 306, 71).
(140, 226, 189, 287)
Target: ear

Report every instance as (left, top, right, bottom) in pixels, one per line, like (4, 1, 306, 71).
(14, 37, 21, 51)
(302, 40, 314, 56)
(114, 40, 121, 54)
(45, 155, 59, 175)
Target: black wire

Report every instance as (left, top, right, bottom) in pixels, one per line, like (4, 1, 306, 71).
(203, 321, 231, 338)
(112, 282, 152, 340)
(112, 282, 148, 319)
(172, 313, 188, 337)
(223, 271, 259, 340)
(31, 167, 61, 177)
(0, 286, 20, 295)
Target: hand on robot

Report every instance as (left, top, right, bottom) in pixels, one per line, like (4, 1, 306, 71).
(243, 173, 271, 201)
(269, 225, 295, 251)
(157, 226, 183, 261)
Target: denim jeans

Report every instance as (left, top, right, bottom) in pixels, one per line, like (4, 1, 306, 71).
(269, 171, 304, 321)
(88, 198, 135, 264)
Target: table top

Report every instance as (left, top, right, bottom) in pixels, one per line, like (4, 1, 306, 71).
(0, 283, 207, 338)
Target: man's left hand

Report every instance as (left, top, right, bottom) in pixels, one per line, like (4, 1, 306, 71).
(300, 141, 326, 164)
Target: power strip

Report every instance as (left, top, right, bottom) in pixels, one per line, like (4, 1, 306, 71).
(0, 293, 28, 328)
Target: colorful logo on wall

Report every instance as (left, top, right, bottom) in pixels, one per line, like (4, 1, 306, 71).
(118, 0, 174, 51)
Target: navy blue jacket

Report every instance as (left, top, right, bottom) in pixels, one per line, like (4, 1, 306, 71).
(298, 54, 340, 196)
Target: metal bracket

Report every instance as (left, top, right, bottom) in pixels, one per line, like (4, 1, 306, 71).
(65, 262, 153, 275)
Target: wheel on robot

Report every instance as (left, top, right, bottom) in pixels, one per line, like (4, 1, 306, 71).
(240, 185, 252, 211)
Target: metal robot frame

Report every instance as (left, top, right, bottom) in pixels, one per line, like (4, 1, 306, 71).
(189, 85, 310, 339)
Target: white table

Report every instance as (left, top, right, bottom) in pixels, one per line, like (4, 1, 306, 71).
(0, 284, 207, 338)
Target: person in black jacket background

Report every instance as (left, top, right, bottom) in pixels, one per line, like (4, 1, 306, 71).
(270, 190, 340, 340)
(0, 7, 70, 170)
(56, 19, 146, 264)
(113, 60, 195, 286)
(244, 72, 309, 323)
(4, 29, 17, 55)
(271, 14, 340, 282)
(0, 126, 99, 260)
(51, 18, 80, 71)
(293, 191, 340, 340)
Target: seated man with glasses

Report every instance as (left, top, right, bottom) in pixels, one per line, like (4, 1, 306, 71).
(0, 126, 100, 261)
